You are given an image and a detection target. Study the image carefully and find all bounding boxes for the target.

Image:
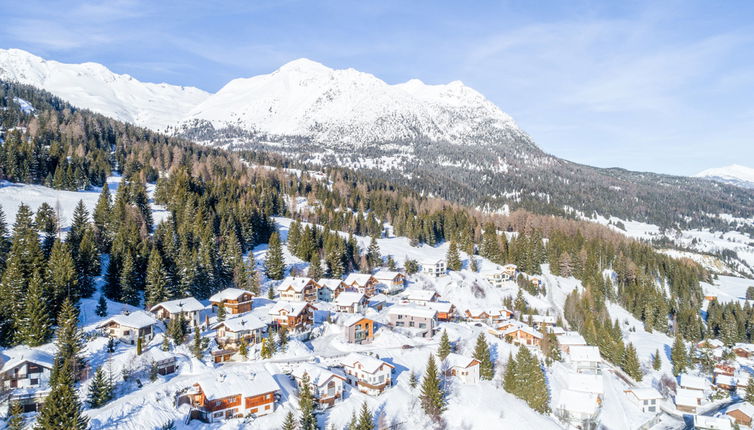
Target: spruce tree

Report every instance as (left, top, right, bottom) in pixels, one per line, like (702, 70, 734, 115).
(298, 372, 317, 430)
(438, 330, 451, 361)
(145, 248, 169, 306)
(409, 371, 418, 389)
(192, 322, 203, 359)
(35, 358, 89, 430)
(308, 253, 323, 279)
(355, 401, 373, 430)
(95, 295, 108, 317)
(671, 335, 688, 376)
(136, 336, 143, 355)
(87, 367, 114, 408)
(473, 333, 495, 380)
(18, 270, 52, 346)
(746, 378, 754, 403)
(265, 232, 285, 280)
(366, 236, 381, 269)
(7, 400, 24, 430)
(419, 355, 446, 420)
(76, 228, 99, 298)
(66, 200, 89, 255)
(47, 239, 78, 310)
(93, 183, 112, 252)
(446, 241, 461, 271)
(621, 343, 642, 381)
(652, 348, 661, 371)
(239, 338, 249, 360)
(281, 411, 297, 430)
(503, 352, 516, 393)
(119, 253, 139, 306)
(55, 298, 86, 376)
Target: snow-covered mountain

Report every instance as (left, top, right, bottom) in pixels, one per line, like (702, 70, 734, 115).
(0, 49, 209, 130)
(695, 164, 754, 189)
(179, 58, 527, 149)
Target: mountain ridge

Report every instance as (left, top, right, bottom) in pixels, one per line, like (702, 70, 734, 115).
(695, 164, 754, 189)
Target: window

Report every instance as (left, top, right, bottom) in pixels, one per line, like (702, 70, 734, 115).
(418, 323, 426, 329)
(30, 378, 38, 385)
(265, 405, 270, 410)
(409, 321, 415, 327)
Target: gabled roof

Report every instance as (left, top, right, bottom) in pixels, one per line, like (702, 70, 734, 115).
(368, 294, 387, 305)
(344, 273, 375, 286)
(291, 363, 346, 387)
(679, 373, 709, 391)
(318, 278, 345, 290)
(150, 297, 205, 314)
(335, 291, 366, 306)
(419, 258, 445, 265)
(728, 402, 754, 419)
(373, 270, 402, 280)
(445, 353, 480, 369)
(405, 290, 439, 302)
(567, 373, 604, 395)
(277, 277, 316, 293)
(427, 301, 454, 313)
(212, 314, 266, 332)
(340, 353, 394, 374)
(97, 310, 158, 329)
(194, 368, 279, 400)
(558, 389, 599, 415)
(209, 288, 253, 303)
(716, 374, 736, 387)
(465, 308, 489, 318)
(344, 315, 374, 328)
(628, 387, 662, 400)
(0, 347, 54, 372)
(558, 333, 587, 346)
(568, 345, 601, 362)
(501, 323, 543, 339)
(268, 301, 311, 317)
(694, 415, 732, 430)
(388, 305, 437, 319)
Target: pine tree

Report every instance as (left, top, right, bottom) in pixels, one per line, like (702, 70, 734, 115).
(437, 330, 451, 361)
(95, 295, 108, 317)
(308, 253, 323, 279)
(18, 270, 51, 346)
(35, 358, 89, 430)
(652, 348, 662, 371)
(265, 232, 285, 280)
(93, 183, 112, 252)
(746, 378, 754, 403)
(281, 411, 297, 430)
(145, 248, 169, 306)
(366, 236, 381, 269)
(355, 401, 373, 430)
(7, 400, 24, 430)
(239, 338, 249, 360)
(119, 253, 139, 306)
(409, 371, 418, 389)
(66, 200, 89, 256)
(47, 239, 78, 313)
(87, 367, 114, 408)
(298, 372, 317, 430)
(76, 228, 99, 298)
(192, 322, 203, 359)
(473, 333, 495, 380)
(55, 298, 85, 377)
(671, 335, 688, 376)
(446, 241, 461, 271)
(260, 337, 273, 359)
(217, 303, 226, 321)
(503, 353, 516, 393)
(621, 343, 642, 381)
(419, 354, 446, 420)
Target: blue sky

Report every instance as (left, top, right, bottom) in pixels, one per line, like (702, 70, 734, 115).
(1, 0, 753, 175)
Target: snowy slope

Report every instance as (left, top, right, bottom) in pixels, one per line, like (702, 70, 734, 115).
(695, 164, 754, 189)
(179, 58, 524, 148)
(0, 49, 209, 130)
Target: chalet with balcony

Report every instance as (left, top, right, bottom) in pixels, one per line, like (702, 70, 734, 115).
(373, 270, 405, 293)
(212, 314, 267, 347)
(0, 348, 54, 391)
(317, 278, 346, 302)
(340, 353, 394, 396)
(209, 288, 254, 315)
(268, 302, 315, 331)
(97, 310, 159, 345)
(277, 277, 319, 303)
(334, 291, 367, 314)
(150, 297, 205, 326)
(343, 274, 378, 297)
(291, 363, 347, 408)
(186, 370, 280, 422)
(443, 353, 480, 384)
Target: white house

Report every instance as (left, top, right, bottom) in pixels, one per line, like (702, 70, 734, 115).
(675, 387, 704, 413)
(0, 347, 54, 391)
(339, 353, 394, 395)
(97, 311, 159, 345)
(291, 363, 347, 408)
(420, 259, 447, 277)
(482, 268, 512, 287)
(567, 345, 601, 374)
(625, 387, 662, 413)
(150, 297, 205, 325)
(679, 373, 709, 392)
(276, 277, 319, 303)
(557, 332, 587, 354)
(444, 353, 480, 384)
(212, 314, 267, 346)
(693, 415, 732, 430)
(373, 270, 405, 293)
(334, 291, 368, 313)
(557, 389, 600, 427)
(317, 279, 346, 302)
(387, 305, 437, 338)
(404, 289, 440, 306)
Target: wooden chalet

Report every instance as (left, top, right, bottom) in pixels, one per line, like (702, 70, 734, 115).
(343, 273, 378, 297)
(209, 288, 254, 315)
(276, 277, 319, 302)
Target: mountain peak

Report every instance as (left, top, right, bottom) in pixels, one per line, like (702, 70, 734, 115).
(276, 58, 332, 74)
(695, 164, 754, 189)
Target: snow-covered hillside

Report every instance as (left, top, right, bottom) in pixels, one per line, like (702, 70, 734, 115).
(0, 49, 209, 130)
(695, 164, 754, 189)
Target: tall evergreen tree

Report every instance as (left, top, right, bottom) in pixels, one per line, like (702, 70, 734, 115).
(298, 372, 317, 430)
(355, 401, 373, 430)
(35, 358, 89, 430)
(621, 343, 643, 381)
(95, 295, 108, 317)
(652, 348, 662, 371)
(437, 330, 452, 361)
(446, 241, 461, 271)
(55, 298, 86, 377)
(265, 232, 285, 280)
(281, 411, 297, 430)
(92, 183, 112, 252)
(66, 200, 89, 258)
(192, 322, 203, 359)
(671, 335, 688, 376)
(75, 228, 99, 298)
(119, 253, 139, 306)
(18, 270, 52, 346)
(87, 366, 114, 408)
(47, 239, 78, 312)
(366, 236, 381, 269)
(473, 333, 495, 380)
(7, 400, 24, 430)
(419, 355, 446, 420)
(145, 248, 169, 306)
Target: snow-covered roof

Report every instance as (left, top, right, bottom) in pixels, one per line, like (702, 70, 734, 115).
(318, 278, 344, 290)
(268, 301, 310, 317)
(558, 333, 586, 346)
(628, 387, 662, 400)
(694, 415, 732, 430)
(150, 297, 204, 314)
(502, 264, 517, 269)
(212, 314, 266, 332)
(568, 345, 601, 362)
(675, 388, 702, 407)
(699, 339, 725, 348)
(194, 369, 279, 400)
(209, 288, 252, 303)
(522, 314, 556, 324)
(277, 276, 316, 293)
(335, 291, 366, 306)
(373, 270, 401, 280)
(343, 315, 373, 327)
(734, 343, 754, 352)
(427, 301, 454, 313)
(567, 373, 604, 395)
(679, 374, 709, 391)
(291, 363, 346, 387)
(419, 258, 445, 265)
(405, 289, 438, 302)
(98, 310, 158, 329)
(716, 374, 736, 387)
(368, 294, 387, 305)
(557, 389, 599, 415)
(0, 347, 54, 372)
(501, 322, 543, 339)
(388, 305, 437, 319)
(465, 308, 489, 317)
(344, 273, 374, 286)
(340, 353, 394, 374)
(445, 353, 479, 369)
(728, 402, 754, 418)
